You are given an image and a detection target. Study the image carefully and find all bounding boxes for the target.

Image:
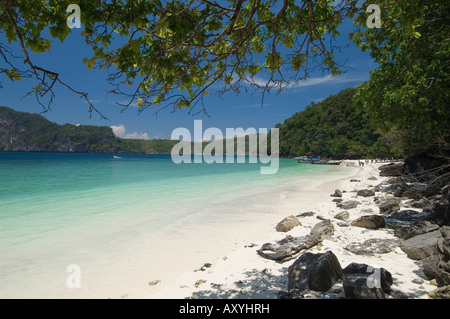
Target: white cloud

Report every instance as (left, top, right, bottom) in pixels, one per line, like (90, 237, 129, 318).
(111, 124, 151, 140)
(247, 73, 367, 89)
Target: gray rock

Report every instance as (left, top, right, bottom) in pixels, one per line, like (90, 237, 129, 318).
(342, 263, 393, 299)
(350, 179, 361, 182)
(368, 176, 378, 181)
(332, 198, 343, 203)
(379, 163, 405, 177)
(276, 215, 301, 232)
(277, 290, 304, 299)
(351, 215, 386, 229)
(288, 251, 343, 292)
(310, 219, 334, 238)
(337, 200, 362, 210)
(257, 235, 322, 263)
(357, 189, 376, 197)
(420, 255, 439, 280)
(334, 211, 350, 221)
(378, 198, 401, 214)
(436, 226, 450, 287)
(330, 189, 343, 197)
(400, 230, 440, 260)
(337, 221, 351, 227)
(428, 285, 450, 299)
(344, 238, 400, 256)
(297, 211, 315, 218)
(394, 221, 439, 240)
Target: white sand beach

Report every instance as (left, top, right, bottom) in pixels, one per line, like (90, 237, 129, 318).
(147, 161, 436, 299)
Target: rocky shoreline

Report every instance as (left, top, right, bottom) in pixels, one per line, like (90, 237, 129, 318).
(271, 161, 450, 299)
(148, 159, 449, 299)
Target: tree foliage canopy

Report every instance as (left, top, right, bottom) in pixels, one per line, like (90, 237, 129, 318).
(0, 0, 361, 115)
(352, 0, 450, 153)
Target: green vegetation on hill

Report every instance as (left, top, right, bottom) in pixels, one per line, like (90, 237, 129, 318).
(0, 106, 177, 153)
(274, 88, 398, 159)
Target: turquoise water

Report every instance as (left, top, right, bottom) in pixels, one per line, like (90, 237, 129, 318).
(0, 152, 342, 298)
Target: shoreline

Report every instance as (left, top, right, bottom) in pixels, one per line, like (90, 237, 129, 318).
(147, 160, 438, 299)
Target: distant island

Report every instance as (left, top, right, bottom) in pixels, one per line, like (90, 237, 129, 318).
(0, 106, 178, 154)
(0, 87, 400, 158)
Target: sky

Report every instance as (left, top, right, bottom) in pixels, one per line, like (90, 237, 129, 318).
(0, 10, 376, 141)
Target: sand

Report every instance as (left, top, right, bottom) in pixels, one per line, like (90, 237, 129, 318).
(146, 161, 436, 299)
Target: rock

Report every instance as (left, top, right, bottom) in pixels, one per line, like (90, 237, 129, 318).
(350, 179, 361, 182)
(148, 280, 161, 286)
(431, 204, 450, 226)
(436, 226, 450, 287)
(384, 210, 422, 228)
(257, 235, 322, 263)
(277, 290, 304, 299)
(394, 221, 439, 240)
(378, 198, 401, 214)
(344, 238, 400, 256)
(357, 189, 376, 197)
(297, 211, 315, 218)
(276, 215, 301, 232)
(420, 255, 439, 280)
(337, 200, 362, 210)
(334, 211, 350, 221)
(379, 163, 405, 177)
(428, 285, 450, 299)
(332, 198, 343, 203)
(412, 278, 424, 284)
(288, 251, 343, 292)
(342, 263, 393, 299)
(400, 230, 440, 260)
(337, 221, 351, 227)
(310, 219, 334, 238)
(369, 176, 378, 181)
(351, 215, 386, 229)
(330, 189, 343, 197)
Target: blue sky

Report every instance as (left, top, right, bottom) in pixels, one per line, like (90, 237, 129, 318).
(0, 14, 376, 140)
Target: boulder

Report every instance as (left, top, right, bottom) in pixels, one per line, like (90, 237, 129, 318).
(276, 215, 301, 232)
(344, 238, 400, 256)
(257, 235, 322, 263)
(337, 200, 362, 210)
(394, 221, 439, 240)
(310, 219, 334, 238)
(357, 189, 376, 197)
(428, 285, 450, 299)
(350, 179, 361, 182)
(420, 255, 440, 280)
(334, 211, 350, 221)
(436, 226, 450, 287)
(378, 198, 401, 214)
(379, 163, 405, 177)
(351, 215, 386, 229)
(342, 263, 393, 299)
(400, 230, 440, 260)
(288, 251, 343, 292)
(330, 189, 343, 197)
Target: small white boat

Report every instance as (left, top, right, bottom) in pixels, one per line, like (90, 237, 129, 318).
(113, 155, 122, 159)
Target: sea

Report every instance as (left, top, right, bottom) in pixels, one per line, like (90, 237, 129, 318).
(0, 152, 345, 298)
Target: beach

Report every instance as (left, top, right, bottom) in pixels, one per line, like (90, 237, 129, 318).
(147, 160, 436, 299)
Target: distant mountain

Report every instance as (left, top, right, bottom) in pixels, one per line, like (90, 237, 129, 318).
(0, 106, 178, 153)
(275, 87, 393, 159)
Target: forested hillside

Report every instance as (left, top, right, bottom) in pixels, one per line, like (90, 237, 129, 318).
(275, 88, 397, 159)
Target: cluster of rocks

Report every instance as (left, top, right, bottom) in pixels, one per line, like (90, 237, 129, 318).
(260, 159, 450, 299)
(278, 250, 402, 299)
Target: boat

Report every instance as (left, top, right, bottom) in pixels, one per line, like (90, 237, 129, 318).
(113, 155, 122, 159)
(297, 156, 342, 165)
(311, 159, 342, 165)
